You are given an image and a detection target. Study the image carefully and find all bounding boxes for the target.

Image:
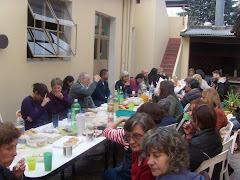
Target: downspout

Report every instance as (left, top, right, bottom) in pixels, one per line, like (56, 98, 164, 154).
(121, 0, 127, 73)
(127, 0, 134, 73)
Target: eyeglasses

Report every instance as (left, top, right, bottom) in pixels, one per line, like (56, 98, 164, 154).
(123, 133, 143, 142)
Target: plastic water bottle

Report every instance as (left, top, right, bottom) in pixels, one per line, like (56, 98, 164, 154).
(137, 84, 142, 96)
(149, 82, 155, 102)
(71, 99, 81, 130)
(118, 86, 124, 104)
(108, 109, 114, 124)
(107, 94, 114, 113)
(15, 113, 25, 143)
(113, 90, 119, 112)
(67, 109, 71, 127)
(76, 110, 85, 136)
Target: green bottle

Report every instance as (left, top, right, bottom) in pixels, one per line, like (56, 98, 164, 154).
(71, 99, 81, 130)
(119, 86, 124, 104)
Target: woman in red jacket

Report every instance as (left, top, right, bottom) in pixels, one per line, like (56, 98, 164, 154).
(123, 113, 156, 180)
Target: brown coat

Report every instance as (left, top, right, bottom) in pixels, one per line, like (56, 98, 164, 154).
(215, 108, 228, 131)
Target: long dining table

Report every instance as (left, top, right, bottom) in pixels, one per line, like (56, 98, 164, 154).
(10, 119, 110, 180)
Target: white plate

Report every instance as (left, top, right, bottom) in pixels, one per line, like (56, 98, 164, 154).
(52, 136, 82, 148)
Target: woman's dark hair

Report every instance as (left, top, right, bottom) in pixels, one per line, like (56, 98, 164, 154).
(192, 104, 217, 129)
(135, 73, 144, 80)
(148, 68, 159, 87)
(63, 76, 74, 93)
(33, 83, 49, 97)
(196, 69, 205, 79)
(0, 123, 20, 146)
(187, 78, 199, 89)
(137, 102, 165, 124)
(159, 81, 178, 100)
(142, 127, 190, 174)
(124, 113, 157, 133)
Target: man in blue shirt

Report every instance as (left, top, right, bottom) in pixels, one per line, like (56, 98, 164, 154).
(92, 69, 110, 107)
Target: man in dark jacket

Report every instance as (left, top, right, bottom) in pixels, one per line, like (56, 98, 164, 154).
(91, 69, 110, 107)
(211, 70, 229, 101)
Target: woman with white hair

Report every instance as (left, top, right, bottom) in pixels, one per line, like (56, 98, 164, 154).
(115, 71, 132, 94)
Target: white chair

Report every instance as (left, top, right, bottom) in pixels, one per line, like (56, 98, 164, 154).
(165, 123, 177, 130)
(231, 129, 240, 154)
(222, 136, 234, 180)
(0, 114, 3, 123)
(195, 150, 228, 180)
(227, 114, 233, 121)
(219, 121, 233, 144)
(176, 117, 186, 131)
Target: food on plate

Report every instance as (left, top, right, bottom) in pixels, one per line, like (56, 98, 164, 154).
(25, 128, 38, 135)
(32, 152, 44, 157)
(85, 112, 96, 116)
(18, 147, 26, 149)
(26, 135, 48, 147)
(63, 137, 79, 146)
(119, 105, 126, 110)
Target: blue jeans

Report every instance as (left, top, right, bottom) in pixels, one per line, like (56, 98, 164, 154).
(231, 118, 240, 130)
(102, 162, 126, 180)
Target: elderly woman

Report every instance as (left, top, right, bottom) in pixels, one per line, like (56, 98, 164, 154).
(0, 123, 25, 180)
(124, 113, 156, 180)
(142, 128, 204, 180)
(47, 78, 72, 120)
(21, 83, 50, 130)
(115, 71, 132, 94)
(158, 98, 177, 126)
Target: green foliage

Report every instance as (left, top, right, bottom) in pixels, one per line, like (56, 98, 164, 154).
(223, 90, 240, 112)
(178, 0, 240, 25)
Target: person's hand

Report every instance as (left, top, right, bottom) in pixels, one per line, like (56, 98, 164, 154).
(55, 92, 63, 100)
(210, 82, 216, 88)
(230, 102, 237, 111)
(118, 117, 129, 123)
(163, 73, 166, 76)
(177, 94, 183, 99)
(26, 116, 33, 122)
(124, 80, 130, 86)
(94, 75, 101, 82)
(41, 94, 50, 107)
(154, 89, 160, 96)
(12, 158, 25, 180)
(183, 122, 194, 135)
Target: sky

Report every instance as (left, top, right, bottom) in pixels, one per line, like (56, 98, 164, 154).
(167, 7, 183, 17)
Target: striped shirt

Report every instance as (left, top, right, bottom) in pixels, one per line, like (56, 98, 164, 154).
(103, 127, 129, 150)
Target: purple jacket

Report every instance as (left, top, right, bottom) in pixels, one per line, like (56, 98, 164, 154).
(156, 170, 205, 180)
(21, 96, 48, 130)
(46, 90, 72, 120)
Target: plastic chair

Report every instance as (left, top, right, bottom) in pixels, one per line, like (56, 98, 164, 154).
(231, 129, 240, 154)
(222, 136, 234, 180)
(176, 117, 185, 131)
(219, 121, 233, 144)
(227, 114, 233, 121)
(0, 114, 3, 123)
(195, 150, 228, 180)
(165, 123, 177, 130)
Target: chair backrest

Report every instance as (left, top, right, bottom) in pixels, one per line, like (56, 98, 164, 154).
(226, 114, 233, 121)
(165, 123, 177, 130)
(231, 129, 240, 154)
(0, 114, 3, 123)
(176, 117, 185, 131)
(219, 121, 233, 143)
(195, 150, 228, 180)
(222, 136, 234, 152)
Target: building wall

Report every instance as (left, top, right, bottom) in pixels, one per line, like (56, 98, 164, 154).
(0, 0, 123, 123)
(133, 0, 169, 76)
(168, 17, 186, 38)
(180, 36, 190, 79)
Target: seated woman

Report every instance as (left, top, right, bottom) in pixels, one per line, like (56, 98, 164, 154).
(124, 113, 156, 180)
(158, 81, 182, 119)
(21, 83, 50, 130)
(157, 98, 177, 126)
(142, 127, 204, 180)
(184, 104, 222, 180)
(115, 71, 132, 95)
(201, 88, 228, 131)
(47, 78, 72, 121)
(62, 75, 74, 94)
(0, 123, 25, 180)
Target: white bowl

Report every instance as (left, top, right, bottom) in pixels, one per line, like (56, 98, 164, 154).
(127, 97, 143, 105)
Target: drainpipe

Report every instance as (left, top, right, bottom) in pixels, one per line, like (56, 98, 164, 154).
(215, 0, 225, 26)
(127, 0, 134, 73)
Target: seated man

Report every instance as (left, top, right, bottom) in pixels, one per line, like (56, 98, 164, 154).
(129, 73, 144, 92)
(211, 70, 229, 101)
(91, 69, 110, 107)
(69, 72, 100, 108)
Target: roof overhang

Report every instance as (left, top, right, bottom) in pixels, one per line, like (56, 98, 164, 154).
(165, 0, 188, 7)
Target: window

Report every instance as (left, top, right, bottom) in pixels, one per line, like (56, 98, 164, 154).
(94, 14, 110, 60)
(27, 0, 76, 59)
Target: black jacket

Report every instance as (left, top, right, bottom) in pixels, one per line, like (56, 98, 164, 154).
(0, 164, 17, 180)
(189, 128, 222, 180)
(214, 77, 229, 101)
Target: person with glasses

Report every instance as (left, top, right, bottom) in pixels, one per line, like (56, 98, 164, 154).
(123, 113, 156, 180)
(21, 83, 50, 130)
(142, 127, 204, 180)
